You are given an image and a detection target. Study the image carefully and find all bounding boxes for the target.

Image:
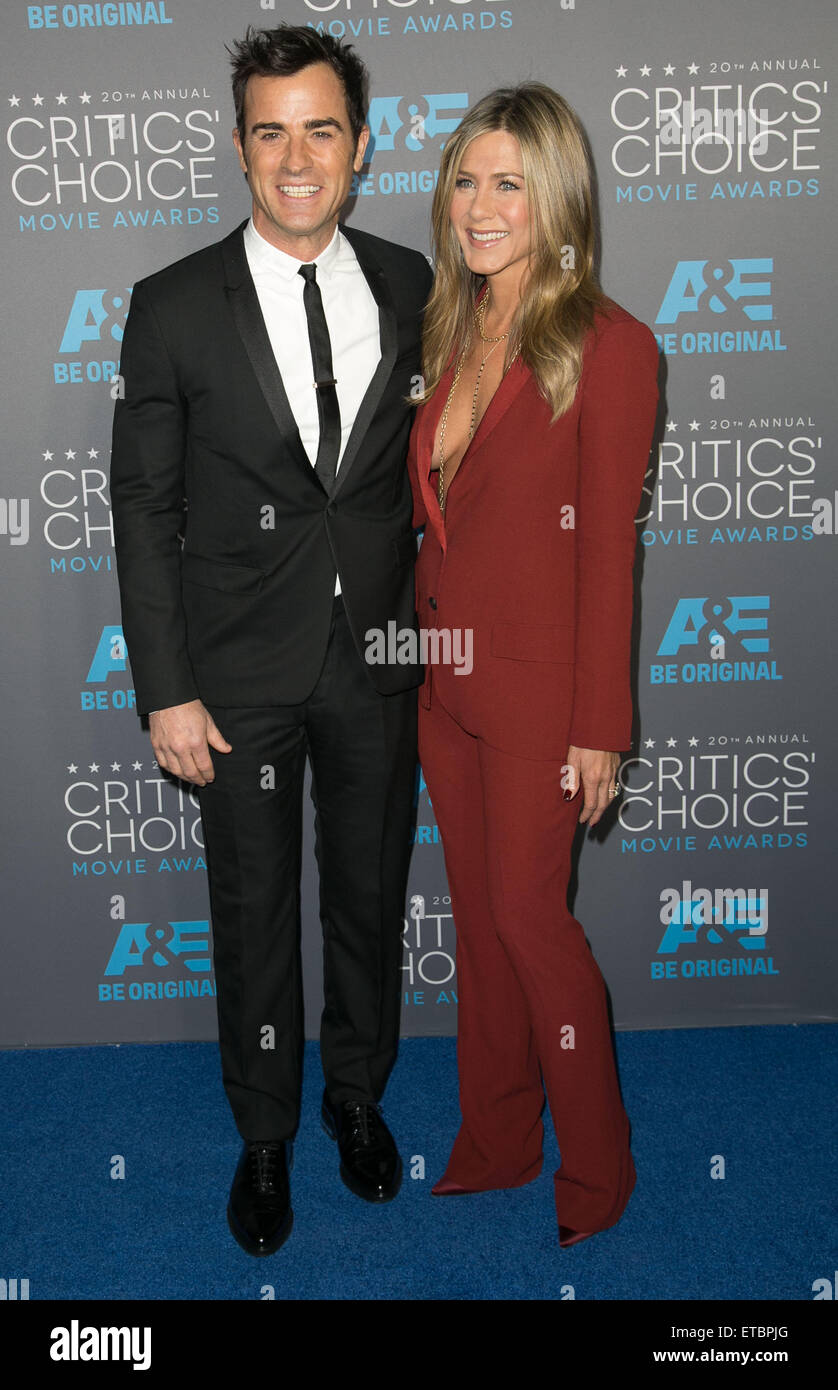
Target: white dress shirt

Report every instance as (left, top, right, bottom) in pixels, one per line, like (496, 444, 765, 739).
(243, 219, 381, 594)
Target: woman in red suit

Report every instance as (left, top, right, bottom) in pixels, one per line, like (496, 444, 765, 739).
(407, 82, 659, 1246)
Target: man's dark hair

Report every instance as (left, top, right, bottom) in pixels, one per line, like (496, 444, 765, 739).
(228, 24, 369, 148)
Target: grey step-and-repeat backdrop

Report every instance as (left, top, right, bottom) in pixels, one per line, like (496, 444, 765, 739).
(1, 0, 835, 1046)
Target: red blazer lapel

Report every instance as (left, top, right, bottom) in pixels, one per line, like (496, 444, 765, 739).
(416, 343, 532, 552)
(463, 355, 530, 462)
(416, 361, 452, 552)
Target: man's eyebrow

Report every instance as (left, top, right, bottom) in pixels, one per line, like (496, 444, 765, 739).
(250, 117, 345, 134)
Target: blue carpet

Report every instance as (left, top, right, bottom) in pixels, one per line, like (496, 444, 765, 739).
(1, 1027, 835, 1300)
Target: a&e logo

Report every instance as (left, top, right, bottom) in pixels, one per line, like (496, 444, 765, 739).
(55, 289, 131, 387)
(656, 259, 773, 324)
(650, 596, 782, 687)
(654, 258, 787, 355)
(82, 626, 136, 711)
(100, 919, 217, 1003)
(652, 881, 778, 983)
(367, 93, 469, 154)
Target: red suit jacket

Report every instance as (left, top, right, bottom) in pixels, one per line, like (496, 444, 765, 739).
(407, 300, 659, 761)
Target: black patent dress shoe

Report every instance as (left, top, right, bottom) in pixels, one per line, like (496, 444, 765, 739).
(227, 1141, 293, 1256)
(321, 1091, 402, 1202)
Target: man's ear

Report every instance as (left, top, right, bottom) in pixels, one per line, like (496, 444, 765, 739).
(353, 124, 371, 173)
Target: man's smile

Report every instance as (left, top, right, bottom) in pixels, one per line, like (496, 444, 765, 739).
(277, 184, 322, 199)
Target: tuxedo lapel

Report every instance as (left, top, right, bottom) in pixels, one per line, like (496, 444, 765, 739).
(331, 223, 398, 499)
(220, 222, 325, 494)
(220, 220, 400, 501)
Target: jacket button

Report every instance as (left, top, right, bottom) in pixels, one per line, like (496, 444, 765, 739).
(326, 502, 337, 516)
(428, 596, 437, 610)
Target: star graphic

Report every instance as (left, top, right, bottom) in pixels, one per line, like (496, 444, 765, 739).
(616, 65, 628, 78)
(89, 762, 100, 773)
(111, 761, 121, 772)
(32, 93, 44, 106)
(88, 447, 99, 458)
(65, 448, 76, 460)
(666, 420, 678, 432)
(687, 62, 700, 75)
(56, 93, 68, 105)
(8, 95, 20, 107)
(43, 449, 54, 461)
(67, 763, 78, 774)
(644, 738, 655, 749)
(688, 736, 700, 747)
(639, 65, 651, 78)
(689, 420, 700, 431)
(666, 737, 677, 747)
(79, 91, 91, 104)
(663, 64, 676, 76)
(132, 761, 143, 771)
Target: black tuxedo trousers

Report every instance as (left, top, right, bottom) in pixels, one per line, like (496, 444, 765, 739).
(199, 597, 417, 1141)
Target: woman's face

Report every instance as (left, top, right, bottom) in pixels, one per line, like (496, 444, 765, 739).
(449, 129, 532, 294)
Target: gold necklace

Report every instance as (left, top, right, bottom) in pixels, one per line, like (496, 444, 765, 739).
(436, 297, 515, 517)
(474, 295, 509, 344)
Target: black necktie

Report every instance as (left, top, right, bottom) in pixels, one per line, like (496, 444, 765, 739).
(298, 262, 341, 492)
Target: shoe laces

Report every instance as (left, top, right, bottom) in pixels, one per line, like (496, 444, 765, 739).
(343, 1101, 380, 1149)
(248, 1143, 283, 1194)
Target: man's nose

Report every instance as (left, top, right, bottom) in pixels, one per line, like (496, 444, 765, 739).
(281, 134, 311, 174)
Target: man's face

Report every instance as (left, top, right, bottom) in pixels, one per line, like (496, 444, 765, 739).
(233, 64, 369, 260)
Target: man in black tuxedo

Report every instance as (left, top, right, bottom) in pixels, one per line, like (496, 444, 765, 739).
(110, 25, 431, 1256)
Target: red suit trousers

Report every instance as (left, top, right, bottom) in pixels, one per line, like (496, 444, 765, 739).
(419, 689, 636, 1235)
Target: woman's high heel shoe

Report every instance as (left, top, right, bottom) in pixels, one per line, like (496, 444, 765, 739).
(431, 1176, 473, 1195)
(558, 1224, 595, 1248)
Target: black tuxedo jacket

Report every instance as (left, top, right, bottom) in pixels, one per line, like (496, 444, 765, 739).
(110, 218, 433, 715)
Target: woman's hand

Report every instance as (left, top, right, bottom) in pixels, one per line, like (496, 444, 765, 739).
(563, 745, 620, 827)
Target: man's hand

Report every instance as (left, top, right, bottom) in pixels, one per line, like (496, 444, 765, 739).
(563, 745, 620, 827)
(149, 699, 231, 786)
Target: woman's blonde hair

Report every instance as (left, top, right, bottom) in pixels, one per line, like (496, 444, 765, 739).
(420, 81, 605, 422)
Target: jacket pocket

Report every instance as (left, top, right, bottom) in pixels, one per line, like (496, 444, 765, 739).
(490, 622, 572, 663)
(181, 551, 265, 594)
